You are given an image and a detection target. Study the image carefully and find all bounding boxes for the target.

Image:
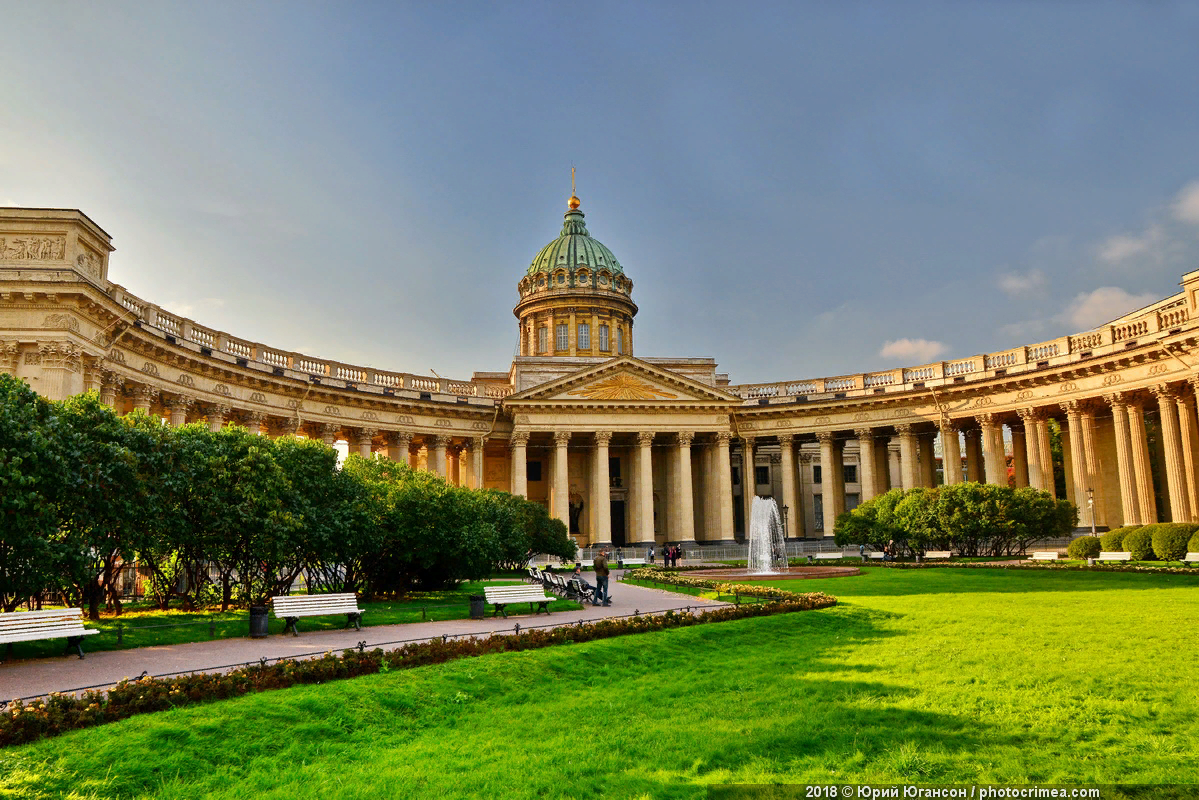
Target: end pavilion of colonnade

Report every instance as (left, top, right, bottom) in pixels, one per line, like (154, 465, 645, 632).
(4, 202, 1199, 549)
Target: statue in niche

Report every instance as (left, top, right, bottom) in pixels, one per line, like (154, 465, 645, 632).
(568, 490, 584, 534)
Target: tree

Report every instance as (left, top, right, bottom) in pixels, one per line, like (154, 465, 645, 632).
(0, 375, 71, 613)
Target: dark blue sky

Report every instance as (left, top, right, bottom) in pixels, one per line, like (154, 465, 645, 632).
(4, 2, 1199, 383)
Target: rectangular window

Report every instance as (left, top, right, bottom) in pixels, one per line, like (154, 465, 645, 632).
(555, 323, 568, 351)
(609, 456, 621, 478)
(813, 495, 824, 532)
(616, 327, 624, 354)
(578, 322, 590, 350)
(537, 327, 548, 354)
(599, 323, 610, 350)
(812, 464, 822, 484)
(845, 493, 860, 511)
(843, 465, 858, 484)
(755, 465, 770, 486)
(527, 461, 542, 482)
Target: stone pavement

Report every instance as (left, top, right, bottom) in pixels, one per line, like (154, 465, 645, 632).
(0, 573, 723, 702)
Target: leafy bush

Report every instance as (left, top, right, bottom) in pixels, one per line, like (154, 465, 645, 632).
(1066, 536, 1102, 560)
(1190, 530, 1199, 556)
(1148, 523, 1198, 562)
(1100, 526, 1137, 552)
(1122, 527, 1156, 561)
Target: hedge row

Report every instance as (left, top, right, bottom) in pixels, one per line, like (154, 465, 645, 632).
(0, 374, 576, 616)
(0, 598, 835, 748)
(1093, 524, 1199, 562)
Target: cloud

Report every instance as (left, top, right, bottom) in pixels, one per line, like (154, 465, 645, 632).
(1173, 181, 1199, 225)
(1062, 287, 1157, 331)
(997, 268, 1047, 296)
(879, 338, 947, 363)
(1098, 225, 1164, 264)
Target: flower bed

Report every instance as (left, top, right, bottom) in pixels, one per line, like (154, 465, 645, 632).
(0, 598, 835, 748)
(624, 568, 845, 599)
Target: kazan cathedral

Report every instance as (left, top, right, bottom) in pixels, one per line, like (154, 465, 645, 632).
(4, 192, 1199, 549)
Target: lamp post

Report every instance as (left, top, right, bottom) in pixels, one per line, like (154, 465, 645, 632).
(781, 504, 789, 539)
(1086, 487, 1096, 537)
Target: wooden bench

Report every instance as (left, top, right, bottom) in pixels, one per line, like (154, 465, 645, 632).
(618, 558, 647, 567)
(271, 593, 363, 636)
(868, 552, 886, 560)
(1183, 553, 1199, 564)
(1030, 551, 1060, 561)
(1098, 551, 1132, 562)
(924, 551, 953, 559)
(814, 552, 844, 560)
(0, 608, 99, 659)
(484, 585, 557, 618)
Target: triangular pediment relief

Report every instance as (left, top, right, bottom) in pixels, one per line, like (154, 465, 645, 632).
(506, 356, 738, 405)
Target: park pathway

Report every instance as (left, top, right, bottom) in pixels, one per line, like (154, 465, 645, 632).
(0, 573, 723, 702)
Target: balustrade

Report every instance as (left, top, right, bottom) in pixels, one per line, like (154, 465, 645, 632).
(824, 376, 857, 391)
(1069, 332, 1103, 351)
(1111, 321, 1148, 342)
(862, 372, 895, 388)
(902, 366, 937, 383)
(1026, 342, 1060, 361)
(984, 351, 1019, 369)
(944, 359, 977, 377)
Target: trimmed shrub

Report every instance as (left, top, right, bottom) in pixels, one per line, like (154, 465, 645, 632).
(1149, 523, 1198, 562)
(1123, 527, 1156, 561)
(1190, 530, 1199, 556)
(1066, 536, 1101, 560)
(1100, 526, 1137, 552)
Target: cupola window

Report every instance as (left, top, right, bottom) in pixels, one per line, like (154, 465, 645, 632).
(537, 327, 548, 354)
(616, 327, 624, 355)
(556, 323, 569, 351)
(599, 324, 610, 351)
(578, 322, 590, 350)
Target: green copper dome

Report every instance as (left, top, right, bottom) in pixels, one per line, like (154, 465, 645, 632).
(526, 206, 624, 277)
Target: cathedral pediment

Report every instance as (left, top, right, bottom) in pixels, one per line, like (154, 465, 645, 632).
(505, 356, 738, 406)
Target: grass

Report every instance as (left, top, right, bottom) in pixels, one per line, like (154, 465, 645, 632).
(3, 568, 1198, 798)
(3, 581, 581, 661)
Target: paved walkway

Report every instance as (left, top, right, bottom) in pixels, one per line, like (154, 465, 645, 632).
(0, 574, 722, 702)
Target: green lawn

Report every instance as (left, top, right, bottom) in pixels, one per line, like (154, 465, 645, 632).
(3, 568, 1198, 798)
(3, 581, 580, 661)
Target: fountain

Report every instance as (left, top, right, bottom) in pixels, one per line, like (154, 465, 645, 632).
(747, 496, 789, 574)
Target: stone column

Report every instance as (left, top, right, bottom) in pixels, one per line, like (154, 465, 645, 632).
(130, 385, 159, 415)
(471, 436, 485, 490)
(239, 411, 265, 436)
(939, 421, 962, 485)
(1061, 402, 1090, 524)
(99, 370, 124, 409)
(635, 432, 655, 544)
(1153, 385, 1191, 522)
(855, 429, 878, 500)
(1126, 397, 1157, 523)
(1176, 392, 1199, 521)
(1105, 394, 1141, 526)
(1036, 415, 1056, 498)
(896, 424, 919, 490)
(1010, 423, 1029, 488)
(963, 428, 983, 483)
(552, 431, 570, 525)
(715, 432, 734, 542)
(1078, 404, 1104, 526)
(319, 423, 339, 447)
(977, 415, 1002, 486)
(918, 431, 937, 487)
(353, 428, 377, 459)
(167, 394, 194, 427)
(510, 431, 529, 498)
(205, 404, 230, 433)
(592, 432, 613, 546)
(817, 431, 844, 536)
(429, 435, 450, 478)
(0, 341, 18, 377)
(741, 436, 755, 536)
(389, 431, 414, 464)
(673, 432, 695, 544)
(779, 435, 800, 536)
(448, 444, 463, 485)
(274, 417, 301, 439)
(1018, 410, 1045, 491)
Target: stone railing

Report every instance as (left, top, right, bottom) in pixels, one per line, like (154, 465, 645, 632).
(731, 290, 1197, 402)
(105, 283, 510, 401)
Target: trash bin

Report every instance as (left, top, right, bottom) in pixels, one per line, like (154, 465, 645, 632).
(469, 594, 486, 620)
(1087, 558, 1095, 566)
(249, 605, 269, 638)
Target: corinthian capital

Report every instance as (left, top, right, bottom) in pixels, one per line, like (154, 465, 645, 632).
(553, 431, 571, 447)
(636, 431, 656, 446)
(509, 431, 529, 447)
(593, 431, 613, 447)
(674, 431, 694, 448)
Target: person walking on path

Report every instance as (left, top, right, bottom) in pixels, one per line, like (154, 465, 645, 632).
(594, 549, 611, 606)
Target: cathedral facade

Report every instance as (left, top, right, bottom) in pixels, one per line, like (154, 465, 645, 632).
(3, 198, 1199, 548)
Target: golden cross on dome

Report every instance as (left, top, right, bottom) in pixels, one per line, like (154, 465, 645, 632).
(568, 166, 581, 210)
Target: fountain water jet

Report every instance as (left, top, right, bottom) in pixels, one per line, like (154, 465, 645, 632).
(747, 496, 789, 574)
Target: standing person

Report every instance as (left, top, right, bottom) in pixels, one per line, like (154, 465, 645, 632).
(593, 549, 611, 606)
(648, 545, 655, 565)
